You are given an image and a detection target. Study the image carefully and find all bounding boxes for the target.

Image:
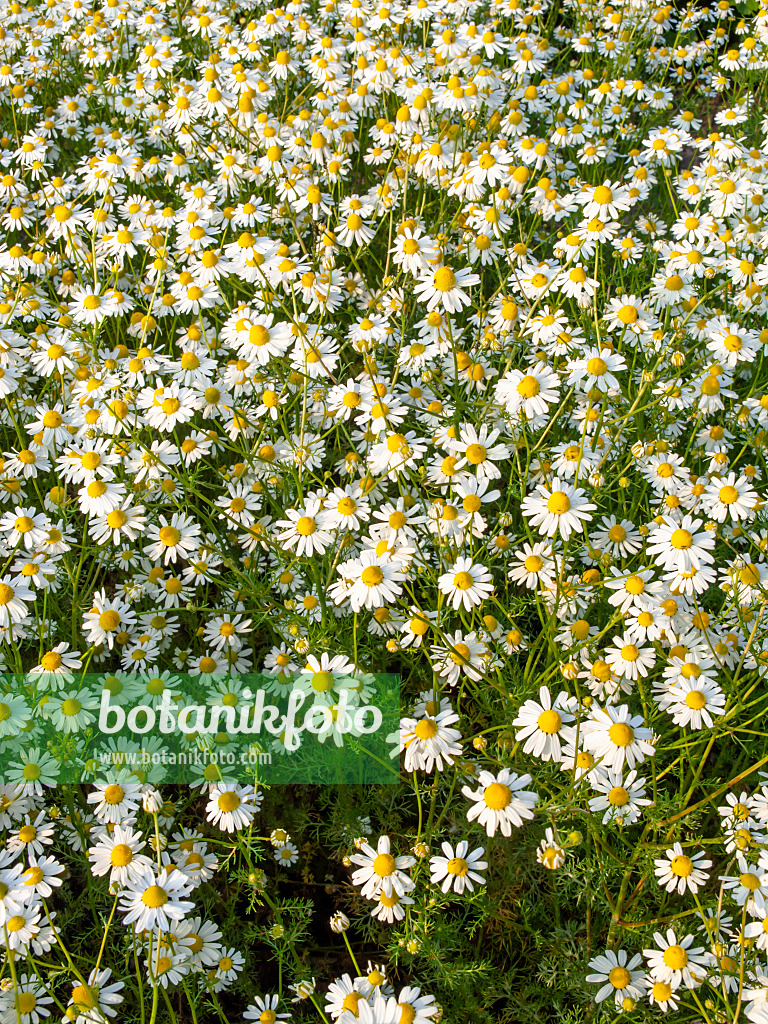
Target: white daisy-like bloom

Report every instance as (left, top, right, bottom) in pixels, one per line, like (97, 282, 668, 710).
(604, 567, 663, 613)
(296, 653, 356, 700)
(275, 499, 334, 557)
(26, 642, 82, 690)
(566, 347, 627, 392)
(87, 778, 143, 824)
(368, 887, 413, 924)
(117, 865, 194, 933)
(205, 784, 261, 833)
(0, 692, 30, 737)
(413, 264, 480, 313)
(399, 708, 462, 773)
(349, 835, 416, 900)
(590, 515, 643, 557)
(430, 630, 488, 687)
(393, 987, 437, 1024)
(0, 971, 54, 1021)
(521, 477, 596, 541)
(588, 768, 652, 825)
(0, 576, 34, 628)
(244, 994, 292, 1024)
(449, 424, 511, 483)
(2, 901, 41, 951)
(577, 179, 633, 220)
(275, 842, 299, 867)
(338, 994, 397, 1024)
(536, 827, 566, 870)
(604, 635, 656, 681)
(744, 976, 768, 1024)
(429, 841, 487, 894)
(495, 363, 560, 419)
(5, 751, 60, 796)
(664, 678, 726, 730)
(175, 916, 224, 968)
(88, 824, 154, 887)
(508, 541, 558, 590)
(700, 471, 757, 522)
(461, 769, 538, 837)
(653, 842, 712, 895)
(707, 317, 759, 367)
(65, 968, 124, 1023)
(21, 855, 64, 899)
(603, 294, 655, 334)
(582, 704, 656, 770)
(585, 948, 645, 1005)
(719, 790, 758, 829)
(144, 512, 201, 564)
(643, 928, 712, 990)
(512, 686, 576, 762)
(6, 811, 54, 857)
(147, 949, 193, 990)
(744, 911, 768, 952)
(325, 974, 368, 1019)
(82, 590, 137, 650)
(334, 552, 405, 613)
(647, 977, 681, 1012)
(645, 514, 716, 573)
(720, 854, 768, 912)
(43, 688, 99, 734)
(437, 557, 494, 611)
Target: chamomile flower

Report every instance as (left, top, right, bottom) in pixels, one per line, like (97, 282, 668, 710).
(582, 705, 656, 770)
(118, 866, 194, 932)
(586, 949, 645, 1006)
(350, 835, 416, 899)
(462, 769, 538, 837)
(654, 843, 712, 895)
(521, 478, 596, 541)
(643, 929, 712, 990)
(429, 841, 487, 894)
(512, 686, 576, 762)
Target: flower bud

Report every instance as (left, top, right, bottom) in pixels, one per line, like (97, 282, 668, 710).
(330, 911, 350, 933)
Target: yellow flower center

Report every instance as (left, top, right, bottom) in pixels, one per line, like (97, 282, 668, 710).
(608, 966, 631, 989)
(685, 690, 707, 710)
(433, 267, 457, 291)
(670, 529, 693, 549)
(670, 855, 693, 876)
(547, 492, 571, 514)
(662, 945, 688, 970)
(362, 566, 384, 586)
(111, 843, 133, 866)
(537, 709, 561, 734)
(516, 375, 540, 398)
(414, 719, 438, 739)
(608, 722, 634, 746)
(453, 571, 474, 590)
(484, 782, 511, 809)
(373, 853, 396, 876)
(218, 791, 240, 812)
(465, 443, 486, 464)
(447, 857, 469, 876)
(593, 185, 613, 205)
(141, 885, 168, 908)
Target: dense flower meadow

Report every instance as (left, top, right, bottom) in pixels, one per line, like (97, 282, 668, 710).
(0, 0, 767, 1019)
